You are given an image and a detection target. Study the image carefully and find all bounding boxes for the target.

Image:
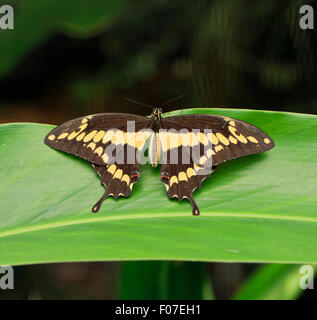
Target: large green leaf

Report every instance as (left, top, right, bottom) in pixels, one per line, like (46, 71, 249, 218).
(0, 108, 316, 266)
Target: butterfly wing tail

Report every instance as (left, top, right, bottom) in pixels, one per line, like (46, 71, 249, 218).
(91, 163, 140, 213)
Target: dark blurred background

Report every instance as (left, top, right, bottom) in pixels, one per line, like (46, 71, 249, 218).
(0, 0, 316, 299)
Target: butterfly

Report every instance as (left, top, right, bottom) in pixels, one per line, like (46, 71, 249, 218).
(44, 108, 275, 215)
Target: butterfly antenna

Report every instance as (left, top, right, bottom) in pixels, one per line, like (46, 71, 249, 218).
(123, 97, 154, 110)
(160, 92, 188, 107)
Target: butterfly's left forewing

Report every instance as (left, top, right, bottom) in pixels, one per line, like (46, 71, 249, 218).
(44, 113, 149, 165)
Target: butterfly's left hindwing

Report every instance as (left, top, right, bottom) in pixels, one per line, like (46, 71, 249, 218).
(91, 162, 141, 212)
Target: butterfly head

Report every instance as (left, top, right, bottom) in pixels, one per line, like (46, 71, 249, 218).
(151, 107, 162, 120)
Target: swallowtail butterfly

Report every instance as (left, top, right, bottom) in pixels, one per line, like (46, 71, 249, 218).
(44, 109, 274, 215)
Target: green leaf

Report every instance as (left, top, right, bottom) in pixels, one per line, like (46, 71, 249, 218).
(233, 264, 315, 300)
(0, 108, 316, 266)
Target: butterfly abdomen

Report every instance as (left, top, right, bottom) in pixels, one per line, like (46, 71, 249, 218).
(148, 132, 161, 167)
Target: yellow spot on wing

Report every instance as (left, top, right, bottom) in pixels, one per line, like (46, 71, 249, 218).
(121, 174, 130, 185)
(229, 135, 237, 144)
(114, 169, 123, 180)
(68, 131, 79, 140)
(134, 131, 151, 149)
(102, 153, 109, 163)
(198, 133, 209, 145)
(94, 146, 103, 156)
(199, 155, 207, 165)
(216, 133, 230, 146)
(87, 142, 96, 151)
(67, 123, 88, 140)
(103, 130, 115, 144)
(48, 135, 55, 141)
(247, 136, 258, 143)
(81, 118, 88, 124)
(76, 132, 85, 141)
(264, 138, 270, 144)
(170, 175, 178, 187)
(158, 132, 170, 152)
(58, 132, 69, 139)
(186, 167, 195, 178)
(215, 145, 223, 152)
(189, 132, 199, 146)
(112, 130, 127, 145)
(130, 182, 136, 190)
(228, 126, 248, 144)
(79, 123, 88, 131)
(169, 133, 181, 149)
(107, 165, 116, 175)
(83, 130, 98, 142)
(159, 132, 200, 152)
(180, 133, 190, 147)
(207, 133, 218, 145)
(178, 172, 187, 181)
(207, 148, 215, 158)
(93, 130, 105, 143)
